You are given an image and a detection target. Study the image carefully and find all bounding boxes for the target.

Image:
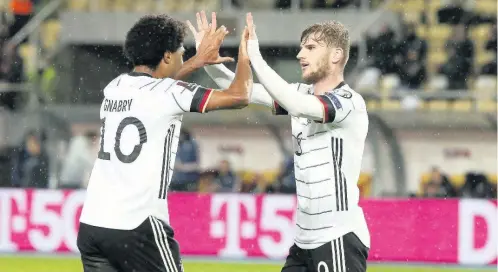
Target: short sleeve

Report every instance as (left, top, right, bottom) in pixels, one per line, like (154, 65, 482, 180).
(315, 89, 355, 124)
(170, 81, 213, 114)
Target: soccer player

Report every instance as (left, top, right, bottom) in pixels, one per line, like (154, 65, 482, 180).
(190, 12, 370, 272)
(77, 14, 252, 272)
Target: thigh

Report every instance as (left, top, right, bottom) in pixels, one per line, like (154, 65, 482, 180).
(107, 216, 184, 272)
(281, 244, 309, 272)
(77, 223, 118, 272)
(309, 233, 368, 272)
(80, 255, 119, 272)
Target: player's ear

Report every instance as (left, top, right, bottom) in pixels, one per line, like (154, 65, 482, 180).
(163, 52, 172, 64)
(330, 47, 343, 64)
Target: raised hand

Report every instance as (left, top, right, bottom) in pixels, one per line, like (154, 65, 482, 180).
(245, 12, 257, 40)
(186, 11, 234, 65)
(238, 26, 250, 61)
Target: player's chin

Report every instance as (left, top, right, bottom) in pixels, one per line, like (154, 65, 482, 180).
(301, 73, 314, 84)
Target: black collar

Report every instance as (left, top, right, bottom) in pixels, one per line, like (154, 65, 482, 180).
(334, 81, 346, 90)
(128, 71, 153, 78)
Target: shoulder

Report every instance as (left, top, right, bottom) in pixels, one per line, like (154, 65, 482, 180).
(290, 83, 313, 94)
(325, 85, 366, 111)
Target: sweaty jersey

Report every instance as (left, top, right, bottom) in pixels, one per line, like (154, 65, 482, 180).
(274, 82, 370, 250)
(79, 72, 212, 230)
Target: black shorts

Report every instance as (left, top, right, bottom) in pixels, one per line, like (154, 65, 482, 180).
(77, 216, 183, 272)
(282, 232, 368, 272)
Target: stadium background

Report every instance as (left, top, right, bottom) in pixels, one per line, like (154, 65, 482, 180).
(0, 0, 496, 271)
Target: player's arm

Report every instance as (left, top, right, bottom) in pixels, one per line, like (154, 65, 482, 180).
(187, 11, 273, 107)
(174, 12, 235, 81)
(243, 14, 323, 121)
(204, 64, 273, 107)
(203, 27, 253, 112)
(170, 28, 252, 114)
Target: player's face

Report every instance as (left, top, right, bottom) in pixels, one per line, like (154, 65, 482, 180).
(297, 34, 331, 84)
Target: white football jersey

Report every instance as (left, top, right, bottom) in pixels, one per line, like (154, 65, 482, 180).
(274, 82, 370, 249)
(79, 72, 212, 230)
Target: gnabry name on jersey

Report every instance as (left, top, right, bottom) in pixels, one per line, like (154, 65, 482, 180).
(103, 98, 133, 112)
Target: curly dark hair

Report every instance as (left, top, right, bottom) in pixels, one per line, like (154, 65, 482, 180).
(124, 15, 187, 69)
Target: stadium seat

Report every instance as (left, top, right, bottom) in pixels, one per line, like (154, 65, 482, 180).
(195, 0, 221, 11)
(474, 75, 497, 99)
(470, 25, 491, 41)
(40, 20, 61, 51)
(401, 0, 425, 12)
(427, 75, 449, 92)
(175, 0, 195, 11)
(135, 0, 154, 12)
(474, 0, 497, 14)
(380, 74, 400, 97)
(68, 0, 89, 11)
(427, 100, 449, 111)
(476, 51, 496, 67)
(366, 100, 379, 110)
(89, 0, 111, 11)
(451, 100, 473, 112)
(18, 44, 37, 77)
(489, 174, 497, 184)
(428, 25, 452, 41)
(380, 99, 401, 110)
(450, 174, 466, 188)
(356, 67, 381, 94)
(358, 173, 372, 198)
(428, 51, 448, 67)
(476, 100, 497, 112)
(113, 0, 132, 11)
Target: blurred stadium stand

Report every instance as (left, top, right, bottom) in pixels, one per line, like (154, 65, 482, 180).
(0, 0, 495, 198)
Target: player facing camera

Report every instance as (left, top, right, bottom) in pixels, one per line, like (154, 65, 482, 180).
(298, 21, 350, 84)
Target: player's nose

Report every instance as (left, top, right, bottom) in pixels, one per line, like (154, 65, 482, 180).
(296, 49, 304, 60)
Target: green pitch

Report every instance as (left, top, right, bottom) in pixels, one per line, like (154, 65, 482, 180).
(0, 257, 493, 272)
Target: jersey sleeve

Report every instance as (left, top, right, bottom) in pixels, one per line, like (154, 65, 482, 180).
(272, 83, 302, 116)
(315, 89, 355, 124)
(169, 80, 213, 114)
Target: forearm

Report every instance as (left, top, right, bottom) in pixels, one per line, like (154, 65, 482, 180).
(205, 64, 273, 107)
(203, 58, 252, 112)
(173, 56, 204, 81)
(247, 40, 323, 120)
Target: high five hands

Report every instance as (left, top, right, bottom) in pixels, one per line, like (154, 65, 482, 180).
(186, 11, 234, 65)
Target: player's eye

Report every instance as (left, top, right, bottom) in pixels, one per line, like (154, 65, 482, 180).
(306, 45, 315, 50)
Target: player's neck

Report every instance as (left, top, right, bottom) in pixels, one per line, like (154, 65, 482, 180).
(313, 73, 344, 95)
(132, 66, 163, 79)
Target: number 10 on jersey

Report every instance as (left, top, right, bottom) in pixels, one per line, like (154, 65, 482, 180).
(97, 117, 148, 163)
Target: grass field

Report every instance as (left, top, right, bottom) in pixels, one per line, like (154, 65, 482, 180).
(0, 257, 494, 272)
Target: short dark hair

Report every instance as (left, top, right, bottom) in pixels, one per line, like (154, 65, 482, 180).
(124, 15, 187, 69)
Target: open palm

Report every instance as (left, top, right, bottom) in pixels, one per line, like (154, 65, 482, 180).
(187, 11, 234, 64)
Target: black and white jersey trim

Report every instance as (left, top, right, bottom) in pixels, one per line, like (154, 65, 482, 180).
(296, 178, 329, 184)
(296, 161, 330, 170)
(298, 208, 333, 215)
(332, 137, 348, 211)
(149, 217, 179, 272)
(159, 124, 176, 199)
(297, 193, 332, 200)
(300, 146, 328, 155)
(296, 223, 334, 231)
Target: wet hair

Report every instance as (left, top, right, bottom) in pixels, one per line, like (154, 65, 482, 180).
(124, 15, 187, 70)
(301, 21, 350, 64)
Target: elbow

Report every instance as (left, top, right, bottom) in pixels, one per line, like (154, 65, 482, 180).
(232, 95, 249, 109)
